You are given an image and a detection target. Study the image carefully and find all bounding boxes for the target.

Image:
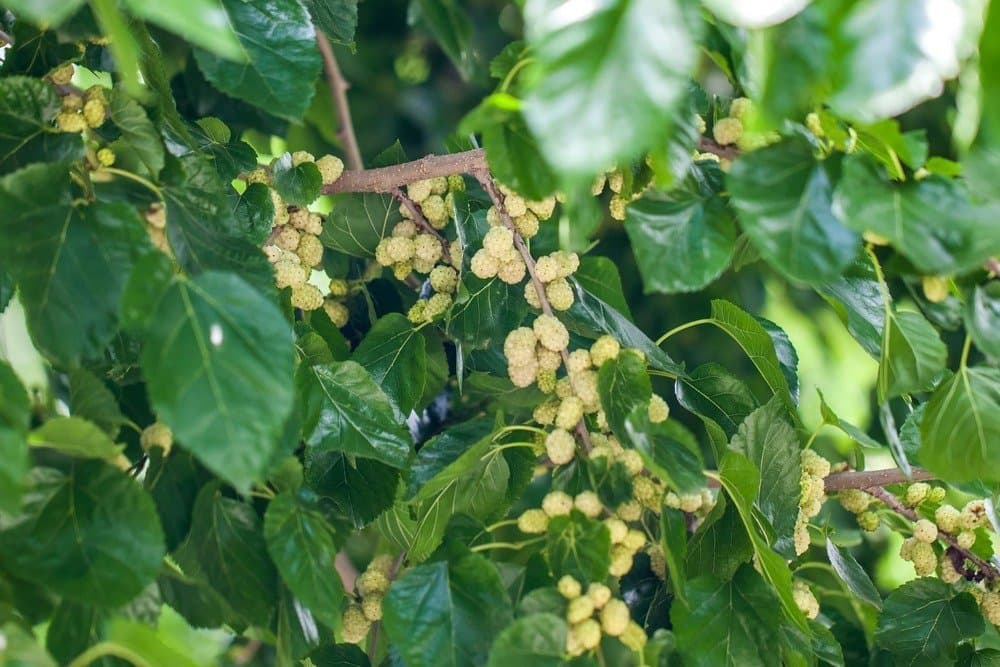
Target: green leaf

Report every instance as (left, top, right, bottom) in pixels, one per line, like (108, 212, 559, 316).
(447, 273, 530, 350)
(321, 192, 398, 258)
(297, 360, 412, 468)
(675, 363, 758, 439)
(308, 0, 359, 46)
(0, 0, 84, 25)
(121, 0, 242, 61)
(0, 163, 151, 365)
(264, 491, 344, 629)
(0, 360, 30, 513)
(597, 350, 652, 437)
(959, 648, 1000, 667)
(728, 138, 858, 284)
(920, 366, 1000, 483)
(522, 0, 699, 177)
(352, 314, 428, 415)
(68, 369, 126, 439)
(966, 283, 1000, 359)
(980, 0, 1000, 148)
(304, 449, 400, 527)
(383, 553, 513, 667)
(0, 462, 165, 607)
(824, 538, 881, 609)
(193, 0, 321, 121)
(271, 152, 323, 206)
(187, 483, 278, 627)
(816, 257, 885, 358)
(546, 512, 612, 582)
(575, 256, 632, 320)
(486, 613, 567, 667)
(411, 0, 476, 80)
(660, 507, 688, 603)
(833, 157, 1000, 275)
(142, 272, 296, 492)
(45, 601, 106, 666)
(708, 300, 797, 412)
(701, 0, 807, 27)
(671, 566, 784, 667)
(874, 578, 983, 666)
(623, 408, 704, 494)
(101, 617, 201, 667)
(0, 622, 56, 667)
(106, 90, 165, 178)
(829, 0, 964, 122)
(686, 497, 751, 581)
(728, 399, 801, 558)
(407, 417, 494, 501)
(308, 644, 371, 666)
(233, 182, 276, 246)
(0, 76, 83, 174)
(624, 188, 737, 294)
(877, 310, 947, 401)
(29, 416, 122, 459)
(479, 111, 559, 201)
(817, 389, 883, 449)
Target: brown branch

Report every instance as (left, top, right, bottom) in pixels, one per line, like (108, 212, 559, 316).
(390, 187, 450, 251)
(473, 171, 593, 454)
(324, 149, 488, 194)
(824, 467, 935, 492)
(316, 29, 364, 171)
(697, 137, 740, 160)
(865, 485, 1000, 580)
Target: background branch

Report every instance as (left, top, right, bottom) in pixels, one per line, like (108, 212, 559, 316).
(823, 467, 935, 492)
(316, 29, 364, 171)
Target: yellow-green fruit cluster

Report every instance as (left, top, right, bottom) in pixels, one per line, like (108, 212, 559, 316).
(559, 576, 647, 657)
(56, 85, 106, 133)
(140, 421, 173, 455)
(605, 519, 648, 576)
(664, 488, 715, 516)
(591, 168, 647, 221)
(485, 184, 557, 239)
(524, 251, 580, 311)
(899, 536, 937, 577)
(838, 489, 879, 532)
(401, 175, 463, 230)
(342, 557, 394, 643)
(792, 580, 820, 620)
(794, 449, 831, 555)
(979, 590, 1000, 626)
(470, 226, 526, 284)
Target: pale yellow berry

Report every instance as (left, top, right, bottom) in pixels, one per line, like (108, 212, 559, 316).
(600, 599, 630, 636)
(96, 147, 115, 166)
(357, 569, 389, 597)
(604, 517, 628, 544)
(533, 402, 558, 425)
(470, 249, 499, 279)
(535, 256, 560, 283)
(323, 299, 349, 328)
(524, 282, 542, 309)
(632, 477, 661, 509)
(542, 490, 574, 517)
(368, 555, 394, 575)
(145, 204, 167, 230)
(534, 315, 569, 352)
(555, 376, 574, 399)
(558, 575, 582, 599)
(555, 396, 584, 431)
(537, 348, 562, 372)
(291, 284, 324, 311)
(574, 618, 602, 651)
(315, 155, 344, 185)
(609, 544, 634, 576)
(527, 197, 556, 220)
(570, 371, 600, 411)
(957, 531, 977, 549)
(620, 622, 647, 651)
(805, 112, 824, 138)
(414, 234, 442, 264)
(83, 98, 105, 128)
(275, 226, 301, 251)
(290, 150, 314, 167)
(483, 226, 515, 260)
(407, 179, 433, 203)
(609, 197, 627, 221)
(391, 221, 416, 239)
(591, 174, 607, 196)
(664, 492, 681, 509)
(616, 501, 642, 522)
(546, 278, 574, 311)
(504, 194, 527, 218)
(486, 206, 502, 227)
(517, 508, 549, 534)
(960, 500, 988, 531)
(428, 265, 457, 294)
(553, 251, 580, 278)
(857, 511, 879, 532)
(50, 63, 75, 85)
(274, 259, 308, 289)
(497, 257, 527, 285)
(648, 395, 669, 423)
(567, 596, 594, 624)
(296, 234, 324, 267)
(794, 520, 810, 555)
(325, 278, 348, 298)
(56, 111, 87, 133)
(800, 449, 831, 479)
(449, 243, 463, 269)
(361, 595, 383, 622)
(913, 519, 938, 543)
(607, 171, 624, 194)
(421, 195, 447, 224)
(513, 211, 539, 238)
(140, 422, 173, 454)
(245, 168, 270, 185)
(537, 368, 557, 393)
(586, 583, 611, 609)
(936, 505, 960, 533)
(425, 293, 452, 319)
(590, 336, 621, 366)
(508, 362, 538, 388)
(911, 542, 937, 577)
(904, 482, 931, 507)
(620, 450, 644, 477)
(504, 327, 538, 367)
(928, 487, 946, 503)
(939, 554, 962, 584)
(288, 208, 310, 230)
(566, 351, 591, 374)
(839, 489, 872, 514)
(792, 580, 819, 620)
(407, 301, 427, 324)
(574, 491, 603, 518)
(729, 97, 753, 121)
(545, 429, 577, 466)
(648, 545, 666, 579)
(713, 117, 743, 146)
(922, 276, 949, 303)
(341, 604, 371, 643)
(623, 530, 646, 552)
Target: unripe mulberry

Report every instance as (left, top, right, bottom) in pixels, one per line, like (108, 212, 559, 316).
(556, 396, 584, 431)
(50, 63, 75, 85)
(324, 299, 349, 328)
(524, 282, 542, 308)
(805, 112, 824, 137)
(935, 505, 960, 533)
(545, 429, 576, 466)
(838, 489, 872, 514)
(497, 257, 527, 284)
(960, 500, 987, 530)
(546, 278, 574, 311)
(140, 422, 173, 454)
(939, 554, 962, 584)
(534, 315, 569, 352)
(96, 147, 115, 166)
(609, 196, 627, 221)
(928, 486, 946, 503)
(517, 508, 549, 534)
(616, 501, 642, 522)
(591, 174, 607, 196)
(429, 265, 458, 294)
(296, 234, 324, 267)
(957, 531, 976, 549)
(83, 98, 105, 128)
(483, 226, 515, 259)
(315, 154, 344, 185)
(361, 595, 383, 621)
(527, 197, 556, 220)
(607, 171, 624, 194)
(857, 510, 879, 532)
(604, 518, 628, 545)
(291, 284, 324, 311)
(503, 193, 528, 218)
(274, 259, 308, 289)
(608, 544, 634, 576)
(542, 490, 574, 517)
(590, 336, 620, 366)
(913, 519, 938, 543)
(567, 596, 594, 624)
(792, 580, 819, 620)
(536, 368, 557, 394)
(274, 226, 301, 252)
(620, 450, 644, 477)
(647, 395, 669, 423)
(574, 491, 603, 518)
(357, 569, 389, 597)
(407, 179, 433, 203)
(620, 622, 647, 651)
(533, 401, 558, 425)
(587, 583, 611, 609)
(534, 255, 560, 283)
(513, 211, 539, 238)
(341, 604, 371, 643)
(600, 599, 630, 636)
(558, 575, 582, 599)
(470, 249, 499, 279)
(904, 482, 931, 507)
(632, 476, 660, 509)
(246, 168, 270, 185)
(537, 348, 562, 372)
(393, 220, 418, 238)
(504, 327, 538, 367)
(447, 174, 465, 192)
(414, 234, 442, 263)
(713, 117, 743, 146)
(386, 236, 415, 263)
(328, 278, 349, 297)
(572, 618, 602, 652)
(910, 541, 937, 577)
(56, 111, 86, 133)
(800, 449, 831, 478)
(729, 97, 753, 121)
(566, 349, 592, 373)
(421, 195, 448, 225)
(271, 190, 289, 226)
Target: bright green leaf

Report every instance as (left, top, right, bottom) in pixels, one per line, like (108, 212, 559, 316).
(271, 152, 323, 206)
(121, 0, 242, 61)
(546, 512, 611, 583)
(877, 310, 947, 401)
(966, 283, 1000, 359)
(29, 416, 122, 459)
(352, 314, 428, 415)
(825, 538, 881, 609)
(486, 613, 567, 667)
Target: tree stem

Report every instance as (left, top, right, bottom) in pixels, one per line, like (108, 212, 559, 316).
(315, 29, 364, 171)
(823, 467, 935, 491)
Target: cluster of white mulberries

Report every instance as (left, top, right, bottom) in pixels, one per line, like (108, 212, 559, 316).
(485, 184, 557, 239)
(255, 152, 354, 319)
(501, 315, 575, 390)
(557, 575, 647, 656)
(838, 488, 880, 532)
(52, 70, 107, 133)
(341, 555, 395, 644)
(591, 168, 647, 221)
(522, 250, 579, 311)
(794, 449, 832, 555)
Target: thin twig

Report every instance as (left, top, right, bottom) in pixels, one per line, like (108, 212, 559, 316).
(823, 467, 935, 492)
(367, 553, 406, 658)
(473, 170, 593, 453)
(390, 186, 450, 251)
(865, 485, 1000, 580)
(315, 28, 363, 171)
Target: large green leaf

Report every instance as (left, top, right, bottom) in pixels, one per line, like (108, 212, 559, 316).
(28, 416, 122, 459)
(728, 138, 858, 284)
(106, 90, 165, 178)
(0, 463, 165, 607)
(966, 283, 1000, 359)
(919, 366, 1000, 483)
(829, 0, 964, 122)
(0, 622, 56, 667)
(0, 360, 30, 513)
(121, 0, 242, 60)
(352, 314, 428, 415)
(486, 613, 567, 667)
(321, 192, 399, 258)
(686, 498, 753, 581)
(597, 350, 651, 438)
(475, 108, 558, 201)
(411, 0, 477, 80)
(874, 578, 983, 666)
(623, 408, 704, 494)
(824, 538, 881, 609)
(383, 554, 513, 667)
(0, 163, 150, 365)
(407, 417, 494, 501)
(624, 188, 737, 294)
(546, 513, 612, 582)
(980, 0, 1000, 148)
(728, 399, 800, 557)
(68, 369, 126, 439)
(575, 256, 632, 320)
(303, 449, 400, 527)
(816, 257, 885, 358)
(264, 491, 344, 629)
(142, 272, 296, 492)
(307, 0, 358, 46)
(297, 360, 412, 468)
(675, 362, 758, 439)
(833, 157, 1000, 275)
(522, 0, 699, 177)
(701, 0, 807, 27)
(186, 483, 278, 627)
(0, 77, 83, 174)
(877, 310, 947, 401)
(193, 0, 322, 121)
(671, 566, 784, 667)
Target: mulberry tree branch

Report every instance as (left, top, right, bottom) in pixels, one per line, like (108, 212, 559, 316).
(316, 28, 364, 171)
(823, 467, 935, 492)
